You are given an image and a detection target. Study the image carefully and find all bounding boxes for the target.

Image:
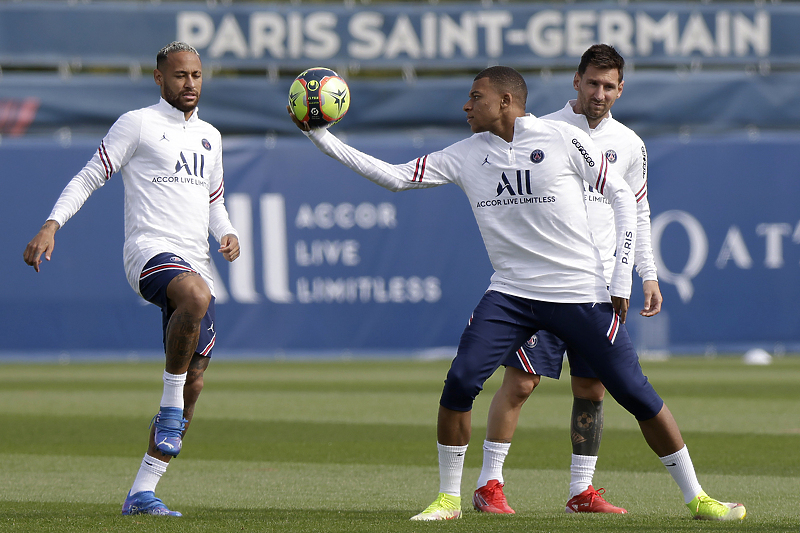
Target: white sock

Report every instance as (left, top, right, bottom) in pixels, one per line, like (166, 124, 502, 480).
(129, 454, 169, 495)
(569, 454, 598, 498)
(438, 443, 468, 497)
(160, 371, 186, 409)
(660, 445, 703, 504)
(476, 440, 510, 488)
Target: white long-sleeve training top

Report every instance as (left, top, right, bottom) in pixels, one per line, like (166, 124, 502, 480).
(47, 98, 237, 297)
(542, 101, 657, 285)
(306, 114, 637, 303)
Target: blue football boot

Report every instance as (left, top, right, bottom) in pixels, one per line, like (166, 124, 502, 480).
(152, 406, 187, 457)
(122, 491, 182, 517)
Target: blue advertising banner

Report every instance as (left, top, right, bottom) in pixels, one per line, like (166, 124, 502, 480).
(3, 131, 799, 357)
(0, 2, 796, 69)
(642, 132, 800, 354)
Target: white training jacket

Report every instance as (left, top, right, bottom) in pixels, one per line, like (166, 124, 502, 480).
(542, 101, 657, 285)
(306, 114, 637, 303)
(47, 98, 237, 297)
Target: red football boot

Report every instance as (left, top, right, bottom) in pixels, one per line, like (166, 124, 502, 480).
(473, 479, 515, 514)
(565, 485, 627, 514)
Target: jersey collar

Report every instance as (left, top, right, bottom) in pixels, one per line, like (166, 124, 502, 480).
(565, 99, 612, 133)
(156, 97, 200, 123)
(483, 114, 537, 146)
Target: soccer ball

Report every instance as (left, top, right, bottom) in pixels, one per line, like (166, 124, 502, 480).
(288, 67, 350, 129)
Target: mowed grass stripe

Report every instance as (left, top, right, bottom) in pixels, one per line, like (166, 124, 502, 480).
(2, 358, 799, 435)
(1, 388, 793, 435)
(0, 455, 794, 532)
(2, 357, 799, 396)
(0, 454, 787, 513)
(1, 504, 795, 533)
(0, 412, 794, 477)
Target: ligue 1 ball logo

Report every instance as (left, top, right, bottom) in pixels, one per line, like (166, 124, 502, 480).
(288, 67, 350, 129)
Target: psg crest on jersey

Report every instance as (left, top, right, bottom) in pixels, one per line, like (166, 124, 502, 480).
(605, 149, 617, 163)
(202, 139, 212, 151)
(530, 149, 545, 164)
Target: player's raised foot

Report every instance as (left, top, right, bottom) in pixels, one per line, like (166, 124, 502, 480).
(152, 406, 187, 457)
(565, 485, 627, 514)
(122, 491, 182, 517)
(473, 479, 515, 514)
(410, 493, 462, 521)
(687, 491, 746, 521)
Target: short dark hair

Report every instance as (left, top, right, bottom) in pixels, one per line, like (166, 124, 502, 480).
(577, 44, 625, 82)
(474, 66, 528, 108)
(156, 41, 200, 70)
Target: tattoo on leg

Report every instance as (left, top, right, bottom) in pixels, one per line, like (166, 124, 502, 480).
(570, 398, 604, 456)
(172, 271, 199, 284)
(186, 354, 210, 387)
(183, 355, 210, 428)
(187, 353, 209, 372)
(165, 310, 201, 370)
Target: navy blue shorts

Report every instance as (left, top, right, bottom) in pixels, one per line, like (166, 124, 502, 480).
(504, 330, 597, 380)
(139, 253, 216, 357)
(441, 291, 663, 421)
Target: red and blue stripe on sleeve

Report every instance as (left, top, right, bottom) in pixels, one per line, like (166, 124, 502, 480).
(634, 180, 647, 203)
(209, 181, 224, 204)
(594, 155, 608, 195)
(98, 141, 114, 180)
(412, 155, 428, 182)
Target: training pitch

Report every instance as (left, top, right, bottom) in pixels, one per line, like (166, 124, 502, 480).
(0, 356, 797, 532)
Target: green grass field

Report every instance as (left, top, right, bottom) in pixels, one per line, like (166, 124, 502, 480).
(0, 356, 798, 532)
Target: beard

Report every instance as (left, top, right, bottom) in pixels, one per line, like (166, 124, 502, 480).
(581, 98, 609, 121)
(163, 85, 199, 113)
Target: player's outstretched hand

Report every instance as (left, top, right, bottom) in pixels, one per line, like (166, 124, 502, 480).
(640, 280, 663, 317)
(287, 105, 311, 132)
(611, 296, 629, 323)
(219, 234, 240, 262)
(24, 220, 60, 272)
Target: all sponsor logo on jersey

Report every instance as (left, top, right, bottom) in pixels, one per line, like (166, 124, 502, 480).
(175, 151, 205, 177)
(496, 170, 532, 197)
(152, 151, 209, 186)
(475, 170, 556, 208)
(585, 184, 610, 204)
(571, 139, 595, 167)
(605, 149, 617, 163)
